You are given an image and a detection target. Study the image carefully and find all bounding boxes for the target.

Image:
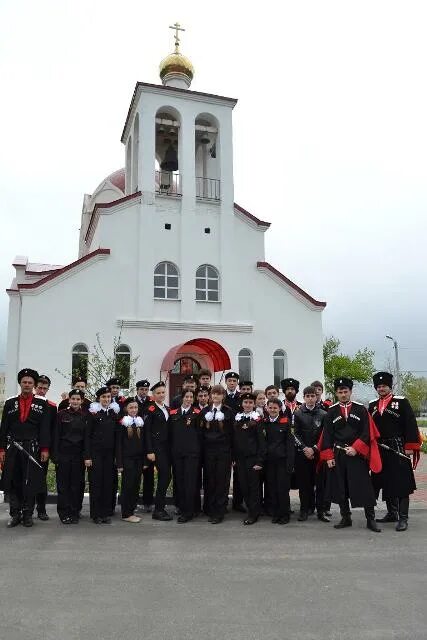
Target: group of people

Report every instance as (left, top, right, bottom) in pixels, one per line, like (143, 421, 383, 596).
(0, 366, 422, 533)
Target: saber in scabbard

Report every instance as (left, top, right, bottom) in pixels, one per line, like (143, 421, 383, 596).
(11, 440, 43, 470)
(293, 433, 305, 450)
(334, 444, 348, 452)
(378, 442, 411, 462)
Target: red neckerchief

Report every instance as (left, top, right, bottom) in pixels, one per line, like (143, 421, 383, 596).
(285, 400, 297, 414)
(19, 394, 33, 423)
(378, 393, 393, 415)
(339, 402, 352, 420)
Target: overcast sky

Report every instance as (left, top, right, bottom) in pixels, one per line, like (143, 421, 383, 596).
(1, 0, 426, 375)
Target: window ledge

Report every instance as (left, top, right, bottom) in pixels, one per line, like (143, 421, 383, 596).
(195, 299, 221, 304)
(154, 297, 181, 302)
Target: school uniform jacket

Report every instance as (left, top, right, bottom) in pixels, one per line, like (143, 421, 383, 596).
(144, 403, 170, 453)
(232, 415, 266, 466)
(53, 408, 89, 460)
(170, 407, 202, 458)
(200, 405, 234, 454)
(136, 396, 152, 419)
(58, 397, 91, 412)
(84, 408, 118, 459)
(294, 405, 326, 449)
(224, 392, 240, 413)
(263, 414, 295, 472)
(115, 417, 145, 469)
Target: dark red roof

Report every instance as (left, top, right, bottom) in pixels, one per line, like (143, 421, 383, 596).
(257, 262, 326, 308)
(107, 168, 125, 192)
(234, 203, 271, 228)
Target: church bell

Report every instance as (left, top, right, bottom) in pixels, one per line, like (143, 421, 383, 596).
(160, 143, 178, 172)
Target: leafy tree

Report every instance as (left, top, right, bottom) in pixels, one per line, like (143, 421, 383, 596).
(401, 372, 427, 416)
(323, 336, 375, 398)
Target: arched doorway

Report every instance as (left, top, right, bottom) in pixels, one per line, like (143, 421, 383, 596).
(161, 338, 231, 402)
(169, 357, 201, 401)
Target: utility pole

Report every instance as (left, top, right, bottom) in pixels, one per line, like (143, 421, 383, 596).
(386, 335, 401, 394)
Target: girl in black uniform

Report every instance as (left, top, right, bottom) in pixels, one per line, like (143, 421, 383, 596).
(170, 389, 202, 523)
(232, 393, 266, 525)
(264, 398, 295, 524)
(201, 385, 234, 524)
(116, 397, 146, 523)
(53, 389, 89, 524)
(85, 387, 120, 524)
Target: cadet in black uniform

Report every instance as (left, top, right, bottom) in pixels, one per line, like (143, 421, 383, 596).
(198, 369, 212, 390)
(320, 377, 381, 533)
(106, 377, 126, 515)
(34, 374, 57, 521)
(144, 381, 172, 521)
(116, 397, 146, 523)
(85, 387, 120, 524)
(0, 368, 50, 528)
(58, 376, 91, 412)
(232, 393, 266, 525)
(369, 371, 421, 531)
(224, 371, 245, 513)
(170, 389, 202, 523)
(201, 385, 234, 524)
(53, 389, 89, 524)
(170, 375, 198, 409)
(264, 398, 294, 524)
(135, 379, 154, 513)
(293, 386, 328, 522)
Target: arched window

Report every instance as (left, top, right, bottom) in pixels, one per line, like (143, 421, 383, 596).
(238, 348, 252, 381)
(273, 349, 288, 388)
(196, 264, 220, 301)
(115, 344, 131, 389)
(154, 262, 180, 299)
(72, 343, 88, 380)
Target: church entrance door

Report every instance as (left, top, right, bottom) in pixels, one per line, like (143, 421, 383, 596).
(169, 357, 201, 402)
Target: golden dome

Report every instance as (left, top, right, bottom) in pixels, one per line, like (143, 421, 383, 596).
(159, 51, 194, 82)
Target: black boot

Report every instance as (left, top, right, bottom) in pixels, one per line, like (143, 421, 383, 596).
(152, 509, 173, 521)
(365, 507, 381, 533)
(376, 498, 399, 523)
(298, 511, 308, 522)
(396, 497, 409, 532)
(22, 514, 34, 528)
(317, 512, 330, 523)
(334, 516, 352, 529)
(7, 514, 21, 528)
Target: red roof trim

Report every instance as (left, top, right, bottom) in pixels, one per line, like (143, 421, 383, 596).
(121, 82, 237, 143)
(234, 203, 271, 228)
(257, 262, 327, 308)
(17, 249, 111, 290)
(85, 191, 141, 244)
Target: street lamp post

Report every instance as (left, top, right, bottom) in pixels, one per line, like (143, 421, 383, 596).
(386, 335, 401, 394)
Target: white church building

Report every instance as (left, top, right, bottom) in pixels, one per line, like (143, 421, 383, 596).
(5, 25, 326, 400)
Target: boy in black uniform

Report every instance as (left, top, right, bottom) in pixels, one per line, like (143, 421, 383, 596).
(198, 369, 212, 390)
(369, 371, 421, 531)
(116, 397, 146, 523)
(59, 376, 91, 411)
(106, 377, 125, 514)
(34, 374, 57, 521)
(144, 381, 173, 521)
(319, 377, 382, 533)
(0, 368, 50, 528)
(264, 398, 294, 524)
(85, 386, 120, 524)
(294, 386, 328, 522)
(54, 389, 89, 524)
(135, 379, 154, 513)
(224, 371, 245, 513)
(239, 381, 253, 394)
(232, 393, 266, 525)
(311, 380, 332, 411)
(170, 389, 202, 523)
(170, 375, 198, 409)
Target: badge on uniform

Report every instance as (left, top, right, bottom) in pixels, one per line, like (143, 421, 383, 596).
(391, 401, 399, 410)
(186, 416, 192, 426)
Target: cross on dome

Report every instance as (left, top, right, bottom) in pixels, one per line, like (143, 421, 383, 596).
(169, 22, 185, 53)
(159, 21, 194, 89)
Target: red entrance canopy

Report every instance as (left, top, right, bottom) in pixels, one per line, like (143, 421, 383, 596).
(161, 338, 231, 373)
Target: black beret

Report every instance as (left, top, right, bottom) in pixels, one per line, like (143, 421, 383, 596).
(96, 386, 110, 399)
(373, 371, 393, 389)
(150, 381, 166, 392)
(72, 375, 87, 385)
(17, 368, 39, 384)
(69, 389, 84, 399)
(240, 380, 253, 387)
(136, 379, 150, 389)
(106, 378, 121, 387)
(37, 374, 51, 386)
(225, 371, 239, 380)
(334, 377, 353, 391)
(281, 378, 300, 393)
(240, 392, 256, 402)
(124, 396, 139, 407)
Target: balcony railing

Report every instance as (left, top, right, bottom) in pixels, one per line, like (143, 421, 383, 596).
(155, 171, 182, 197)
(196, 177, 221, 201)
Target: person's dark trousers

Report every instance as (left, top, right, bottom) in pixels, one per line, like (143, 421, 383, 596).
(9, 455, 35, 518)
(266, 460, 291, 518)
(385, 497, 399, 517)
(339, 499, 352, 518)
(398, 496, 409, 521)
(56, 455, 85, 520)
(154, 445, 171, 512)
(36, 459, 49, 515)
(120, 458, 143, 518)
(78, 467, 86, 513)
(193, 462, 203, 514)
(89, 452, 115, 520)
(204, 452, 231, 518)
(142, 464, 154, 506)
(111, 466, 119, 515)
(174, 455, 200, 518)
(236, 458, 261, 519)
(232, 465, 244, 507)
(260, 468, 271, 513)
(295, 454, 316, 513)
